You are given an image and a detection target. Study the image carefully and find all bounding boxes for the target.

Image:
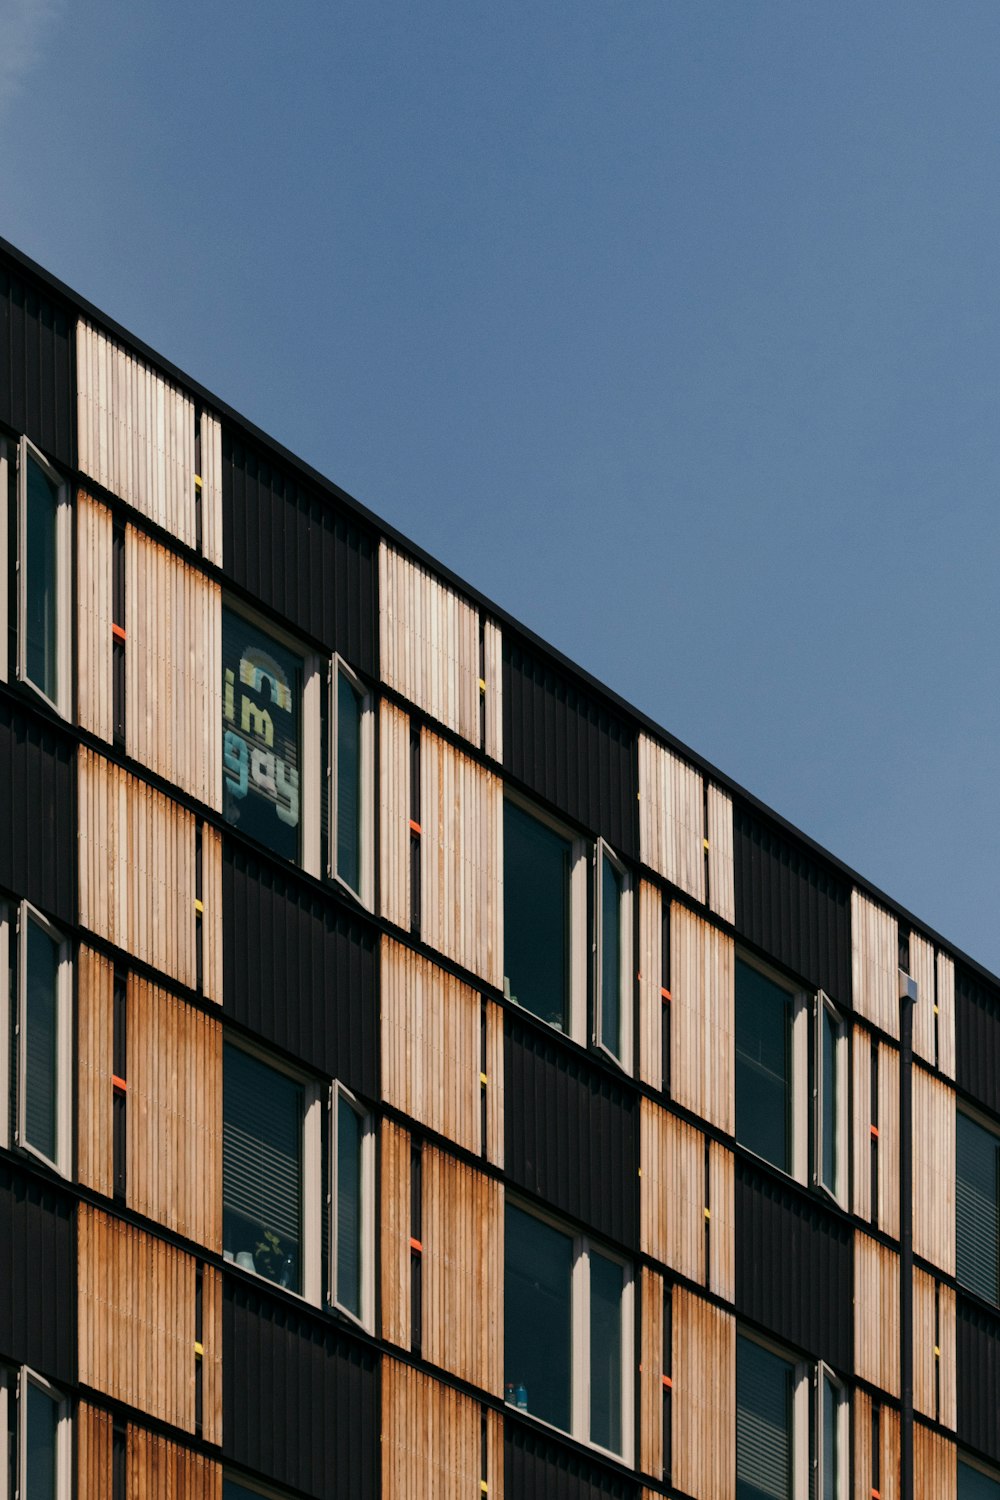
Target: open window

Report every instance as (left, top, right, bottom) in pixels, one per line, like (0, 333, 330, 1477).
(0, 902, 72, 1178)
(329, 656, 374, 908)
(594, 840, 632, 1070)
(736, 1333, 847, 1499)
(814, 991, 847, 1204)
(330, 1082, 374, 1330)
(0, 1366, 71, 1500)
(0, 437, 72, 717)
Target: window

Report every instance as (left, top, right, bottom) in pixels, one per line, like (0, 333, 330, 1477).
(0, 437, 72, 717)
(330, 656, 373, 907)
(330, 1083, 374, 1329)
(0, 1367, 70, 1500)
(957, 1110, 1000, 1305)
(736, 1334, 846, 1500)
(0, 901, 72, 1177)
(960, 1458, 1000, 1499)
(595, 840, 632, 1069)
(503, 1200, 632, 1461)
(503, 796, 586, 1038)
(224, 1478, 294, 1500)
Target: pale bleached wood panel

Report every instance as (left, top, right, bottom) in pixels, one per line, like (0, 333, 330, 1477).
(381, 1119, 411, 1350)
(937, 949, 956, 1080)
(672, 1289, 735, 1500)
(76, 321, 197, 549)
(638, 879, 663, 1091)
(852, 889, 899, 1039)
(77, 1401, 113, 1500)
(706, 784, 734, 925)
(853, 1389, 873, 1500)
(912, 1062, 956, 1275)
(855, 1391, 900, 1500)
(914, 1423, 956, 1500)
(379, 699, 411, 930)
(880, 1403, 901, 1500)
(913, 1267, 937, 1422)
(420, 728, 502, 988)
(910, 931, 937, 1068)
(76, 490, 114, 743)
(379, 542, 480, 746)
(78, 944, 115, 1199)
(878, 1043, 900, 1241)
(638, 734, 705, 902)
(485, 998, 505, 1169)
(708, 1140, 735, 1303)
(640, 1267, 665, 1480)
(852, 1025, 872, 1223)
(198, 410, 224, 568)
(939, 1282, 957, 1431)
(202, 1264, 224, 1447)
(483, 617, 503, 762)
(202, 822, 224, 1005)
(485, 1406, 504, 1500)
(854, 1232, 900, 1398)
(640, 1098, 704, 1283)
(422, 1145, 503, 1394)
(670, 904, 735, 1134)
(381, 1358, 480, 1500)
(127, 1424, 223, 1499)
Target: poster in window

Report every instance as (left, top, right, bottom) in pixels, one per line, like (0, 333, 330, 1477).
(222, 608, 301, 861)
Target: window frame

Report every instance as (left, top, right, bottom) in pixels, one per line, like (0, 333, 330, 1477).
(736, 1332, 848, 1499)
(735, 951, 809, 1182)
(15, 436, 72, 720)
(16, 1366, 71, 1500)
(956, 1101, 1000, 1306)
(813, 990, 848, 1208)
(222, 1473, 297, 1500)
(328, 654, 374, 910)
(959, 1453, 1000, 1497)
(328, 1080, 375, 1331)
(2, 901, 73, 1178)
(593, 838, 633, 1072)
(0, 440, 9, 685)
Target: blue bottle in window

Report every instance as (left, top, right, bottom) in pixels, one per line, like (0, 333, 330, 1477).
(505, 1381, 528, 1411)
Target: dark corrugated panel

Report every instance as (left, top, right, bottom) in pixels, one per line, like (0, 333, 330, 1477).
(223, 1276, 378, 1498)
(0, 258, 74, 468)
(0, 691, 75, 924)
(734, 1161, 852, 1372)
(956, 964, 1000, 1117)
(222, 838, 378, 1097)
(0, 1160, 74, 1381)
(957, 1295, 1000, 1463)
(222, 429, 377, 673)
(504, 1421, 639, 1500)
(733, 805, 851, 1006)
(502, 638, 638, 859)
(504, 1016, 637, 1249)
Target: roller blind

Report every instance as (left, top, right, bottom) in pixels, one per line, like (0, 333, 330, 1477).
(957, 1112, 1000, 1305)
(223, 1045, 302, 1252)
(736, 1337, 793, 1500)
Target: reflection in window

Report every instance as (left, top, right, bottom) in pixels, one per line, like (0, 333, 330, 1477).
(222, 608, 302, 862)
(223, 1045, 303, 1294)
(590, 1249, 623, 1454)
(503, 801, 571, 1030)
(25, 1378, 59, 1500)
(24, 453, 60, 705)
(336, 1091, 364, 1318)
(504, 1204, 573, 1432)
(736, 960, 792, 1172)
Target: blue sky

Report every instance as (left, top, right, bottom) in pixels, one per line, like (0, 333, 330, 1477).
(4, 1, 999, 971)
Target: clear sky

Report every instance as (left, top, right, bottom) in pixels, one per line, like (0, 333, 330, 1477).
(4, 1, 998, 972)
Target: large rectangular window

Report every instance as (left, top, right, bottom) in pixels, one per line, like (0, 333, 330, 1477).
(503, 797, 585, 1038)
(736, 959, 794, 1173)
(957, 1110, 1000, 1305)
(330, 657, 373, 907)
(736, 1335, 846, 1500)
(0, 902, 71, 1177)
(0, 1367, 70, 1500)
(0, 438, 71, 715)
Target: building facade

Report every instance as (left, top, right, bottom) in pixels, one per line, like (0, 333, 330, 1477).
(0, 235, 998, 1500)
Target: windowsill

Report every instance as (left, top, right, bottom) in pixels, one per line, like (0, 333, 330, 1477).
(222, 1252, 320, 1310)
(502, 1396, 633, 1473)
(732, 1141, 851, 1222)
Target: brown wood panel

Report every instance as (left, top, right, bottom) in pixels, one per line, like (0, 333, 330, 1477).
(913, 1267, 937, 1422)
(199, 410, 224, 569)
(851, 1025, 872, 1222)
(201, 1264, 224, 1447)
(638, 734, 705, 902)
(381, 1358, 482, 1500)
(77, 490, 114, 743)
(77, 1400, 113, 1500)
(638, 879, 663, 1091)
(127, 1424, 223, 1499)
(78, 944, 115, 1198)
(937, 950, 956, 1080)
(483, 618, 503, 762)
(706, 784, 735, 925)
(913, 1423, 956, 1500)
(640, 1267, 665, 1479)
(939, 1282, 957, 1431)
(670, 904, 735, 1134)
(379, 699, 411, 930)
(880, 1403, 901, 1500)
(912, 1063, 956, 1275)
(854, 1232, 900, 1398)
(379, 543, 480, 746)
(485, 998, 504, 1169)
(910, 932, 937, 1068)
(878, 1043, 900, 1240)
(855, 1392, 900, 1500)
(708, 1140, 735, 1303)
(381, 1118, 411, 1350)
(671, 1288, 735, 1500)
(422, 1145, 502, 1393)
(852, 889, 899, 1039)
(485, 1405, 504, 1500)
(640, 1098, 703, 1283)
(202, 822, 223, 1005)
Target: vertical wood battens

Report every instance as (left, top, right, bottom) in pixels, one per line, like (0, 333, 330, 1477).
(202, 1264, 224, 1447)
(77, 1401, 113, 1500)
(640, 1099, 704, 1283)
(878, 1043, 901, 1240)
(127, 1424, 223, 1498)
(379, 543, 480, 745)
(707, 1140, 735, 1302)
(854, 1232, 900, 1398)
(669, 904, 735, 1134)
(638, 735, 705, 902)
(485, 999, 505, 1168)
(936, 950, 956, 1079)
(706, 783, 735, 925)
(913, 1270, 956, 1429)
(913, 1423, 956, 1500)
(202, 822, 224, 1005)
(381, 1119, 411, 1350)
(851, 1025, 872, 1222)
(78, 944, 115, 1198)
(638, 880, 663, 1091)
(381, 1359, 481, 1500)
(912, 1062, 956, 1275)
(379, 699, 411, 929)
(482, 617, 503, 762)
(77, 490, 114, 742)
(198, 410, 224, 568)
(851, 889, 899, 1039)
(671, 1288, 735, 1500)
(910, 932, 937, 1068)
(640, 1268, 665, 1478)
(422, 1146, 503, 1393)
(854, 1391, 901, 1500)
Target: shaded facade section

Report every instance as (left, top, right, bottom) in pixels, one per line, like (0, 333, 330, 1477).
(222, 838, 378, 1097)
(505, 1421, 640, 1500)
(503, 637, 638, 858)
(0, 1160, 74, 1382)
(0, 691, 75, 924)
(956, 963, 1000, 1117)
(223, 1276, 378, 1499)
(0, 260, 74, 467)
(957, 1296, 1000, 1464)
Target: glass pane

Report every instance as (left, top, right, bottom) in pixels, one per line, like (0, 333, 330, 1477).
(336, 672, 363, 892)
(504, 1203, 573, 1432)
(224, 1045, 303, 1293)
(503, 802, 571, 1030)
(337, 1095, 363, 1315)
(24, 918, 59, 1162)
(821, 1005, 839, 1193)
(959, 1462, 1000, 1500)
(25, 1382, 58, 1500)
(600, 855, 623, 1057)
(735, 960, 792, 1172)
(589, 1250, 623, 1453)
(222, 608, 302, 862)
(25, 454, 60, 702)
(224, 1483, 272, 1500)
(957, 1112, 1000, 1304)
(736, 1336, 793, 1500)
(822, 1374, 840, 1500)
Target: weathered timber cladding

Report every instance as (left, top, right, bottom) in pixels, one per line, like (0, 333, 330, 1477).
(706, 783, 735, 924)
(708, 1140, 735, 1301)
(637, 880, 663, 1090)
(77, 490, 114, 743)
(937, 949, 957, 1079)
(379, 542, 480, 745)
(485, 999, 505, 1168)
(956, 962, 1000, 1117)
(223, 1276, 378, 1500)
(913, 1269, 956, 1429)
(638, 735, 703, 900)
(912, 1062, 956, 1275)
(0, 692, 74, 924)
(733, 805, 851, 1005)
(202, 823, 224, 1005)
(957, 1296, 1000, 1464)
(380, 1118, 411, 1350)
(422, 1145, 503, 1392)
(670, 903, 734, 1135)
(671, 1288, 735, 1500)
(639, 1268, 665, 1480)
(852, 889, 899, 1039)
(381, 1359, 498, 1500)
(851, 1025, 872, 1222)
(640, 1099, 704, 1283)
(127, 1425, 223, 1499)
(222, 429, 377, 671)
(735, 1162, 852, 1372)
(77, 944, 115, 1198)
(0, 1159, 74, 1381)
(854, 1231, 900, 1398)
(222, 838, 377, 1095)
(878, 1042, 901, 1240)
(504, 1422, 640, 1500)
(504, 638, 637, 859)
(854, 1391, 900, 1500)
(202, 1265, 224, 1446)
(198, 410, 224, 568)
(0, 259, 73, 466)
(379, 697, 411, 929)
(483, 618, 503, 762)
(913, 1423, 956, 1500)
(77, 1402, 112, 1500)
(505, 1015, 637, 1248)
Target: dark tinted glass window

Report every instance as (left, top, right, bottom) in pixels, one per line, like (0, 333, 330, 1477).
(503, 801, 571, 1030)
(590, 1249, 623, 1453)
(820, 1003, 839, 1194)
(24, 916, 59, 1162)
(600, 854, 624, 1057)
(25, 1381, 58, 1500)
(336, 671, 363, 892)
(336, 1093, 363, 1316)
(959, 1462, 1000, 1500)
(957, 1111, 1000, 1304)
(737, 1336, 793, 1500)
(24, 453, 60, 702)
(224, 1045, 303, 1293)
(504, 1203, 573, 1431)
(222, 608, 302, 862)
(736, 959, 792, 1171)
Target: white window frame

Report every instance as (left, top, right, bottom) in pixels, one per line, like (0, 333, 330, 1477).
(328, 655, 374, 910)
(221, 1473, 296, 1500)
(736, 952, 809, 1182)
(0, 439, 10, 685)
(15, 437, 72, 720)
(329, 1081, 375, 1332)
(593, 838, 633, 1072)
(814, 1361, 849, 1500)
(737, 1332, 848, 1500)
(813, 990, 848, 1208)
(959, 1453, 1000, 1496)
(8, 902, 72, 1178)
(17, 1366, 71, 1500)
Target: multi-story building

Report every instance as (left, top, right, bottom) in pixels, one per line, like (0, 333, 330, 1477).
(0, 232, 997, 1500)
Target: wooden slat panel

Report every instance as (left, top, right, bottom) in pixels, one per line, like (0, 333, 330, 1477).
(851, 889, 899, 1039)
(939, 1282, 957, 1431)
(79, 749, 198, 990)
(485, 1405, 504, 1500)
(381, 938, 480, 1155)
(854, 1232, 900, 1398)
(638, 734, 705, 902)
(379, 699, 410, 929)
(641, 1098, 703, 1282)
(483, 617, 503, 761)
(913, 1423, 956, 1500)
(379, 543, 480, 745)
(708, 1140, 735, 1302)
(78, 944, 114, 1198)
(910, 932, 937, 1067)
(199, 411, 224, 568)
(77, 1400, 113, 1500)
(913, 1266, 937, 1421)
(127, 1424, 223, 1499)
(76, 490, 114, 743)
(638, 880, 663, 1090)
(640, 1267, 665, 1478)
(937, 950, 956, 1080)
(878, 1043, 900, 1240)
(912, 1063, 956, 1275)
(422, 1146, 503, 1393)
(485, 998, 505, 1169)
(852, 1025, 872, 1222)
(76, 321, 197, 549)
(880, 1403, 901, 1500)
(381, 1358, 480, 1500)
(78, 1203, 196, 1431)
(853, 1389, 873, 1500)
(126, 974, 223, 1250)
(672, 1289, 735, 1500)
(201, 1264, 224, 1447)
(706, 784, 734, 925)
(670, 904, 735, 1134)
(381, 1119, 411, 1349)
(420, 728, 502, 987)
(202, 822, 224, 1005)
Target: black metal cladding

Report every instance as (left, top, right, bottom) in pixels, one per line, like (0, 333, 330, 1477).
(957, 1295, 1000, 1464)
(504, 1422, 640, 1500)
(222, 838, 378, 1097)
(0, 260, 73, 468)
(734, 1161, 852, 1372)
(0, 692, 75, 925)
(504, 1016, 637, 1249)
(733, 805, 852, 1006)
(956, 964, 1000, 1117)
(0, 1160, 74, 1382)
(223, 1276, 378, 1499)
(222, 430, 377, 675)
(502, 638, 638, 859)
